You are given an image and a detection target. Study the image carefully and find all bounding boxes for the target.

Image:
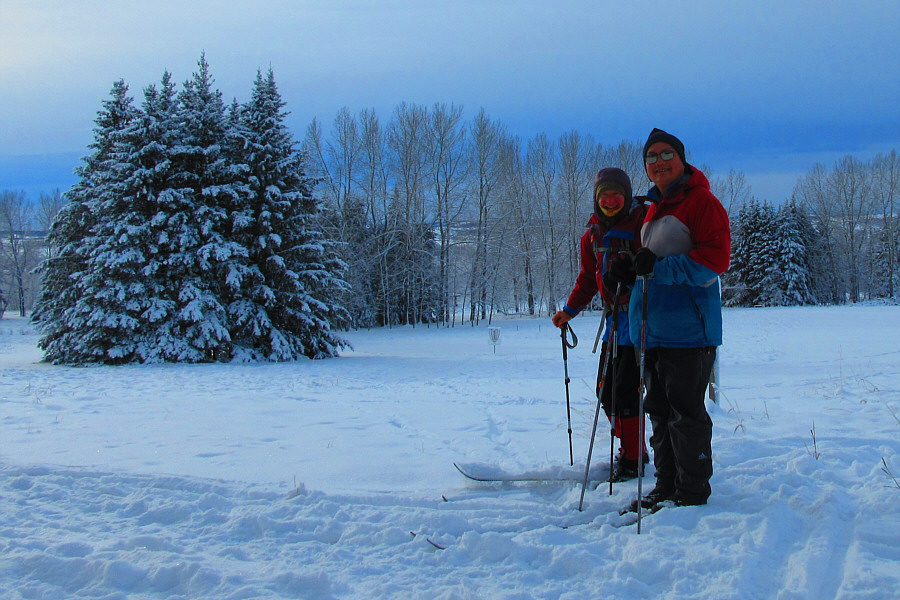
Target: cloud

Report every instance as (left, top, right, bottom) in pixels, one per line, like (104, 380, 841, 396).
(0, 0, 898, 203)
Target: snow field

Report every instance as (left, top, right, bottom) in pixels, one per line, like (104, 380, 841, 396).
(1, 305, 899, 599)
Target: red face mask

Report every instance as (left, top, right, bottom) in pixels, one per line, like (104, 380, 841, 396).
(597, 190, 625, 217)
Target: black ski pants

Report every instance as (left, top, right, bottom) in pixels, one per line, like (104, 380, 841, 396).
(597, 341, 640, 419)
(643, 346, 716, 503)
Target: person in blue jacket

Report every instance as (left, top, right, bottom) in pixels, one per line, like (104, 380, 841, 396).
(606, 128, 731, 509)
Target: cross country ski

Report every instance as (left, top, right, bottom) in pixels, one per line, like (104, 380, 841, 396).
(454, 461, 609, 483)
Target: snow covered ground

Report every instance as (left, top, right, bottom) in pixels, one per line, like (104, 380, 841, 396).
(1, 305, 899, 599)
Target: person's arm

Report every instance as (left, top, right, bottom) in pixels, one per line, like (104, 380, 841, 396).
(652, 191, 730, 286)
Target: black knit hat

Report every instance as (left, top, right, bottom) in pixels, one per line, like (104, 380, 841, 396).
(642, 128, 687, 165)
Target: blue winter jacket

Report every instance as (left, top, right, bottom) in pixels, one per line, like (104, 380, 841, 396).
(629, 167, 731, 349)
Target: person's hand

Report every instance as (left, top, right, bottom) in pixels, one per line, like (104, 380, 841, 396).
(603, 253, 636, 292)
(552, 310, 573, 329)
(634, 248, 658, 277)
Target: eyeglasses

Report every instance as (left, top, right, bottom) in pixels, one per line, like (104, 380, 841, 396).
(645, 150, 676, 164)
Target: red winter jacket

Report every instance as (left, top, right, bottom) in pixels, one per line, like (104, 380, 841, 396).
(641, 166, 731, 276)
(630, 165, 731, 348)
(565, 203, 647, 314)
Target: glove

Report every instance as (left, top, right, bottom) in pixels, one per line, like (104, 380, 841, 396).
(603, 253, 636, 292)
(634, 248, 658, 277)
(552, 310, 573, 329)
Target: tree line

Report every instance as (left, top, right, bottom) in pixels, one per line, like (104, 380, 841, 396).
(1, 56, 897, 364)
(724, 152, 898, 306)
(303, 105, 659, 327)
(304, 104, 897, 326)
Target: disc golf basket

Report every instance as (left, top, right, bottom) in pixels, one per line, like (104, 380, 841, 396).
(488, 327, 501, 354)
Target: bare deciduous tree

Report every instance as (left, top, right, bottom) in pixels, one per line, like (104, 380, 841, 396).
(599, 139, 645, 197)
(794, 163, 843, 303)
(829, 155, 874, 301)
(557, 131, 597, 284)
(872, 151, 898, 297)
(426, 102, 468, 325)
(524, 133, 562, 315)
(33, 189, 67, 275)
(717, 169, 753, 215)
(466, 109, 504, 324)
(388, 102, 433, 325)
(0, 190, 37, 316)
(500, 135, 537, 315)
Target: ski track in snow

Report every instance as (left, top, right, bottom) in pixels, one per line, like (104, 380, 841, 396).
(1, 306, 899, 599)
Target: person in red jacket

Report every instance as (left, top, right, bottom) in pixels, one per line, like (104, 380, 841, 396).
(552, 167, 648, 481)
(606, 128, 731, 510)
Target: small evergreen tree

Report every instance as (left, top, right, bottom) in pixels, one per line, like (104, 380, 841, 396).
(724, 199, 764, 306)
(724, 199, 790, 307)
(723, 203, 750, 306)
(752, 200, 781, 306)
(773, 200, 817, 305)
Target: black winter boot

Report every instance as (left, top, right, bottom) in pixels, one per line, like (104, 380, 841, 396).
(624, 485, 674, 513)
(608, 451, 650, 483)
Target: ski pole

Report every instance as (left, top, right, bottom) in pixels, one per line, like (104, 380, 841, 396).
(578, 286, 621, 511)
(561, 322, 578, 466)
(592, 304, 611, 353)
(608, 283, 623, 496)
(636, 275, 650, 534)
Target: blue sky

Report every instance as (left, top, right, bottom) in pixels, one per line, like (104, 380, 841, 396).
(1, 0, 898, 204)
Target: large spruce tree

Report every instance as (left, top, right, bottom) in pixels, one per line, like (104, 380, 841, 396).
(32, 80, 140, 361)
(228, 69, 349, 359)
(64, 73, 184, 362)
(154, 54, 242, 361)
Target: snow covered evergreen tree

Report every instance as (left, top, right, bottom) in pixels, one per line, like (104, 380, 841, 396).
(752, 200, 781, 306)
(724, 199, 784, 306)
(33, 57, 349, 364)
(32, 80, 140, 362)
(772, 200, 817, 305)
(156, 54, 245, 361)
(722, 203, 751, 306)
(228, 69, 349, 359)
(127, 72, 191, 360)
(724, 199, 767, 306)
(58, 74, 183, 362)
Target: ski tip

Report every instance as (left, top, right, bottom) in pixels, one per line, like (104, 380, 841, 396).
(453, 461, 500, 482)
